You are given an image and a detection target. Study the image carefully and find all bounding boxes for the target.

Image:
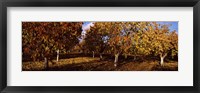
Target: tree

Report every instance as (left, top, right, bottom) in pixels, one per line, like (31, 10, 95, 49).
(22, 22, 82, 70)
(84, 22, 150, 66)
(52, 22, 83, 62)
(143, 22, 178, 66)
(131, 30, 152, 60)
(129, 22, 154, 60)
(106, 22, 124, 66)
(107, 22, 150, 66)
(83, 22, 125, 65)
(169, 30, 178, 58)
(121, 22, 150, 60)
(84, 22, 109, 60)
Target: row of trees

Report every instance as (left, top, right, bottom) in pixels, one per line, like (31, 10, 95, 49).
(22, 22, 83, 69)
(22, 22, 178, 69)
(83, 22, 178, 66)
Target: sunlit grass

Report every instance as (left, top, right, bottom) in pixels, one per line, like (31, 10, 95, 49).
(22, 57, 99, 71)
(22, 57, 178, 71)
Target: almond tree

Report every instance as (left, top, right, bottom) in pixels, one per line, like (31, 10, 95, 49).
(129, 22, 153, 60)
(84, 22, 109, 60)
(83, 22, 124, 64)
(22, 22, 82, 70)
(108, 22, 150, 66)
(143, 22, 178, 66)
(122, 22, 150, 60)
(105, 22, 124, 66)
(52, 22, 82, 62)
(169, 30, 178, 58)
(131, 30, 152, 60)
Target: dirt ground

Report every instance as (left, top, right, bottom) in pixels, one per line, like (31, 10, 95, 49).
(22, 57, 178, 71)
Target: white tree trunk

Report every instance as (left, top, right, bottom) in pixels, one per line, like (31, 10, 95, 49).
(100, 53, 103, 60)
(56, 49, 59, 62)
(160, 56, 164, 66)
(160, 53, 167, 66)
(44, 57, 48, 70)
(92, 51, 95, 58)
(114, 53, 119, 67)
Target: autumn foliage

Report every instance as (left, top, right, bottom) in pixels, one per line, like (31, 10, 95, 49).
(83, 22, 178, 67)
(22, 22, 178, 71)
(22, 22, 83, 69)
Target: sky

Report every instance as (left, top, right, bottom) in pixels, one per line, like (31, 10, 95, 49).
(82, 22, 178, 32)
(157, 22, 178, 32)
(82, 22, 94, 31)
(81, 22, 94, 38)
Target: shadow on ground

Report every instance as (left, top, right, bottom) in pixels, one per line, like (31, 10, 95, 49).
(23, 59, 178, 71)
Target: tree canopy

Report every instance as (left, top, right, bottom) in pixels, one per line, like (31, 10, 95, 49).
(22, 22, 178, 68)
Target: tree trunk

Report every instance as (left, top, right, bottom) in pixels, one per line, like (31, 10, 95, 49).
(44, 57, 49, 70)
(114, 53, 119, 67)
(100, 53, 103, 60)
(160, 56, 164, 66)
(33, 56, 36, 62)
(134, 55, 136, 61)
(124, 54, 127, 59)
(56, 49, 59, 62)
(72, 59, 75, 64)
(92, 51, 95, 58)
(160, 53, 167, 66)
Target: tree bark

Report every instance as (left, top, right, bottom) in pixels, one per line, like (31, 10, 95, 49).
(92, 51, 95, 58)
(44, 57, 49, 70)
(56, 49, 59, 62)
(160, 53, 167, 66)
(114, 53, 119, 67)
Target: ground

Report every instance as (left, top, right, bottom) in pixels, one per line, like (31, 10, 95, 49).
(22, 57, 178, 71)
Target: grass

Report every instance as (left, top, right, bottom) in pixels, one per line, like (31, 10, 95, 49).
(22, 57, 178, 71)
